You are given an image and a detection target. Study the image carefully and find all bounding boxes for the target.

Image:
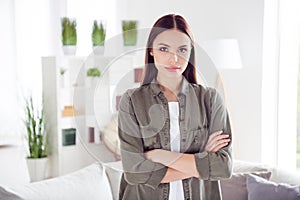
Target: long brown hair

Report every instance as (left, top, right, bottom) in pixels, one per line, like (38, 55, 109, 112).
(141, 14, 197, 85)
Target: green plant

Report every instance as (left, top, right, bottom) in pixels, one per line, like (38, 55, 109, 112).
(92, 20, 106, 46)
(122, 20, 138, 46)
(60, 68, 66, 76)
(24, 95, 47, 159)
(61, 17, 77, 45)
(87, 67, 101, 77)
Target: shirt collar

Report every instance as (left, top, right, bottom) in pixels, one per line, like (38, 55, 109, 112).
(150, 76, 190, 97)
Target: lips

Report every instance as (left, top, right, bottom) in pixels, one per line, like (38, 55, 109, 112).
(165, 66, 180, 71)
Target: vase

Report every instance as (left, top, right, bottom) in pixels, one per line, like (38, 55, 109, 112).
(93, 46, 105, 55)
(59, 75, 65, 88)
(122, 20, 138, 47)
(26, 157, 48, 182)
(86, 77, 99, 88)
(62, 45, 77, 55)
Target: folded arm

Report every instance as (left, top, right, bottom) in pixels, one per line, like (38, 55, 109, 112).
(161, 167, 193, 183)
(145, 89, 233, 181)
(145, 131, 230, 179)
(118, 91, 168, 190)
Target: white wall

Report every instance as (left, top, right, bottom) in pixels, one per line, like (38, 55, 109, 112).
(4, 0, 266, 162)
(118, 0, 265, 162)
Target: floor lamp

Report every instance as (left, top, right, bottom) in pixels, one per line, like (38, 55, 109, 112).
(200, 39, 243, 91)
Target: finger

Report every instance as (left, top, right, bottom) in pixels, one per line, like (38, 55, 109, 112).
(207, 130, 223, 143)
(206, 138, 230, 152)
(211, 143, 228, 153)
(207, 134, 229, 149)
(211, 140, 230, 152)
(209, 134, 230, 145)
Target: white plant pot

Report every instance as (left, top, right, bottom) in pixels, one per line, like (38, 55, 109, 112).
(26, 157, 48, 182)
(86, 77, 99, 88)
(93, 46, 105, 55)
(59, 75, 65, 88)
(62, 45, 77, 55)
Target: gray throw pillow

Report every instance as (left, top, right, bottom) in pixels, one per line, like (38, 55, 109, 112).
(246, 174, 300, 200)
(220, 171, 272, 200)
(0, 186, 23, 200)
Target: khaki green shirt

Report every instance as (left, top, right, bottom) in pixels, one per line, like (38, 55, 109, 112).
(118, 77, 232, 200)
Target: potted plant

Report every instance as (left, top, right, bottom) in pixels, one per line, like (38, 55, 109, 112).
(59, 68, 67, 88)
(24, 95, 48, 182)
(92, 20, 106, 55)
(122, 20, 138, 49)
(86, 67, 101, 87)
(61, 17, 77, 55)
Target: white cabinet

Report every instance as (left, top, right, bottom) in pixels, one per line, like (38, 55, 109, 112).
(42, 54, 143, 177)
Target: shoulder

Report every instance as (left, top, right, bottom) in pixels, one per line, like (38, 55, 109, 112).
(190, 83, 225, 107)
(189, 83, 218, 98)
(120, 84, 152, 103)
(122, 84, 152, 98)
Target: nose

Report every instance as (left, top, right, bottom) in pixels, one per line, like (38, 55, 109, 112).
(169, 52, 178, 63)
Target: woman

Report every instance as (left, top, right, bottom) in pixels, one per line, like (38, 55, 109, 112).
(118, 14, 232, 200)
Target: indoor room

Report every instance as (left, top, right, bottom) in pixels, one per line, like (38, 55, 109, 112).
(1, 0, 300, 199)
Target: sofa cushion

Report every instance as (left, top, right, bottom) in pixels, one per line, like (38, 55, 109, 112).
(4, 163, 113, 200)
(233, 160, 270, 173)
(220, 171, 271, 200)
(246, 174, 300, 200)
(270, 167, 300, 185)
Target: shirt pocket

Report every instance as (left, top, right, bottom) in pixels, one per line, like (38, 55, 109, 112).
(141, 127, 161, 151)
(187, 126, 208, 153)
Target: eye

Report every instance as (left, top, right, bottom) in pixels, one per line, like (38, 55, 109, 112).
(178, 48, 188, 54)
(159, 47, 168, 52)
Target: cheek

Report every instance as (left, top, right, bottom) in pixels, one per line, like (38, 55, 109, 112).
(153, 53, 168, 65)
(178, 56, 190, 68)
(179, 53, 190, 63)
(180, 58, 189, 65)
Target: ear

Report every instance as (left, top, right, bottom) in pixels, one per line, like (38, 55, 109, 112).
(150, 50, 153, 56)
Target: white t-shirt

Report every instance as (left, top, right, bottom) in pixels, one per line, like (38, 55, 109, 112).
(168, 102, 185, 200)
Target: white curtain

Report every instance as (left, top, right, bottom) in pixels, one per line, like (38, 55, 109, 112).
(0, 0, 66, 145)
(0, 0, 22, 145)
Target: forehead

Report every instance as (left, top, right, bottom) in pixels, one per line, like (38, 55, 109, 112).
(153, 29, 191, 47)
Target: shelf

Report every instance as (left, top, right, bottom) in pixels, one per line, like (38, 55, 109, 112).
(59, 86, 86, 90)
(42, 55, 140, 177)
(59, 115, 84, 129)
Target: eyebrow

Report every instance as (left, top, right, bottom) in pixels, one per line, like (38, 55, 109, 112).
(157, 43, 189, 48)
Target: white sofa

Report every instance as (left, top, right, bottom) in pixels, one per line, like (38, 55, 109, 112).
(0, 149, 300, 200)
(0, 161, 122, 200)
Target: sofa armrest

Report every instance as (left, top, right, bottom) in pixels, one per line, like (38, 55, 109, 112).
(269, 167, 300, 185)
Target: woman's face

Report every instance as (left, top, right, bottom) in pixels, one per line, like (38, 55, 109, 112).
(151, 29, 192, 79)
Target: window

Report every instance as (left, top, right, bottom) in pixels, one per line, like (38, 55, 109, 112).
(276, 2, 300, 170)
(297, 39, 300, 169)
(264, 0, 300, 170)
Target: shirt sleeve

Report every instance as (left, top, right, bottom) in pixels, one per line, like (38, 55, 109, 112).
(118, 90, 168, 190)
(194, 88, 233, 180)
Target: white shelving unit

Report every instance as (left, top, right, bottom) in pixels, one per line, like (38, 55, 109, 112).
(42, 53, 143, 177)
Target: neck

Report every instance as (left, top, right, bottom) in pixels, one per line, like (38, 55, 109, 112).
(156, 75, 183, 95)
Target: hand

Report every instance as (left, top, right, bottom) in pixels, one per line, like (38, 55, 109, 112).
(145, 149, 181, 166)
(144, 149, 164, 163)
(205, 130, 230, 153)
